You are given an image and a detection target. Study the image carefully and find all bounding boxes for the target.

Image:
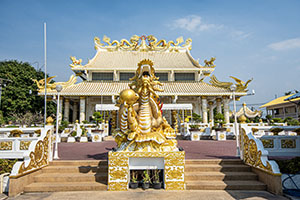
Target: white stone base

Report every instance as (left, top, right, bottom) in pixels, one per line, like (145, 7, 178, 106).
(190, 131, 200, 141)
(92, 134, 102, 142)
(216, 131, 226, 141)
(80, 137, 88, 142)
(67, 137, 76, 143)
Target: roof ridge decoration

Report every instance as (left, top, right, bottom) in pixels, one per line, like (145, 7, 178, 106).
(33, 75, 77, 93)
(209, 75, 252, 92)
(94, 35, 192, 52)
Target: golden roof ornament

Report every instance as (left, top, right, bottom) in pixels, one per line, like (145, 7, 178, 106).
(94, 35, 192, 52)
(33, 75, 77, 93)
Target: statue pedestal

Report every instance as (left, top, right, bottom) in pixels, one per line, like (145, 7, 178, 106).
(108, 151, 185, 191)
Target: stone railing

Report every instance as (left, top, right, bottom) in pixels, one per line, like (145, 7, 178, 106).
(240, 124, 281, 175)
(10, 126, 54, 177)
(260, 135, 300, 157)
(242, 124, 300, 138)
(0, 137, 39, 159)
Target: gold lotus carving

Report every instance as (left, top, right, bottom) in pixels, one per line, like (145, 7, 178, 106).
(108, 182, 128, 191)
(20, 141, 31, 150)
(0, 141, 12, 150)
(109, 167, 128, 181)
(165, 181, 185, 190)
(165, 167, 184, 180)
(261, 139, 274, 148)
(281, 139, 296, 148)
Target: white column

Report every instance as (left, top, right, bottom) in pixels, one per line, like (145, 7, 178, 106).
(73, 102, 78, 123)
(59, 97, 63, 124)
(64, 99, 70, 122)
(223, 97, 230, 124)
(216, 98, 222, 114)
(209, 101, 214, 125)
(202, 97, 208, 123)
(80, 97, 86, 123)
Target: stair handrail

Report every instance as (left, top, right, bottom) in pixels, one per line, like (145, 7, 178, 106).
(240, 125, 281, 175)
(10, 126, 54, 177)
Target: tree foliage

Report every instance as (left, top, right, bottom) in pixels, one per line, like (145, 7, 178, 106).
(0, 60, 56, 122)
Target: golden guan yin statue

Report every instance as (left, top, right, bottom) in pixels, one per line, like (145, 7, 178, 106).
(114, 59, 178, 152)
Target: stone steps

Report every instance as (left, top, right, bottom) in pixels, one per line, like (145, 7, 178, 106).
(42, 165, 108, 173)
(24, 159, 267, 193)
(33, 173, 108, 182)
(186, 180, 267, 190)
(24, 182, 107, 192)
(185, 164, 251, 172)
(185, 171, 258, 181)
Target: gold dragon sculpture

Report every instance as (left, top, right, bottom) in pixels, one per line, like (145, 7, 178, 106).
(209, 75, 252, 92)
(33, 75, 77, 92)
(94, 35, 192, 52)
(114, 59, 178, 152)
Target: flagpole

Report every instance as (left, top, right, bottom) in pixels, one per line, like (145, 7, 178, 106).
(44, 22, 47, 126)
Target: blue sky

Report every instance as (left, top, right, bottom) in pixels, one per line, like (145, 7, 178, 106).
(1, 0, 300, 110)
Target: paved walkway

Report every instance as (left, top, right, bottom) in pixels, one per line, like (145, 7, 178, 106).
(58, 140, 238, 160)
(6, 190, 288, 200)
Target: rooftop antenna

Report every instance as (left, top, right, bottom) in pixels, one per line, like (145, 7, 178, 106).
(44, 22, 47, 126)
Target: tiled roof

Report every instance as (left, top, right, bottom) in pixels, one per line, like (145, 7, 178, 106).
(43, 81, 247, 96)
(80, 51, 205, 70)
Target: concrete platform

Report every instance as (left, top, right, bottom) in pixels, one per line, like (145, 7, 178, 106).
(57, 140, 238, 160)
(6, 190, 288, 200)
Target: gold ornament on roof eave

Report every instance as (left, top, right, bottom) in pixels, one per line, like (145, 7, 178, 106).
(209, 75, 253, 92)
(94, 35, 192, 52)
(114, 59, 178, 152)
(33, 75, 77, 93)
(70, 56, 82, 68)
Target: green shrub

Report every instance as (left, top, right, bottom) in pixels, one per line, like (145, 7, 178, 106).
(92, 112, 103, 125)
(71, 131, 77, 137)
(270, 127, 283, 135)
(189, 124, 200, 130)
(276, 157, 300, 174)
(192, 113, 202, 123)
(288, 119, 300, 126)
(272, 118, 283, 123)
(59, 120, 69, 133)
(0, 159, 17, 174)
(82, 120, 89, 124)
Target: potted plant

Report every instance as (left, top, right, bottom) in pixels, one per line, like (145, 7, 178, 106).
(270, 127, 283, 136)
(214, 113, 226, 131)
(152, 169, 162, 189)
(129, 170, 138, 189)
(142, 170, 151, 190)
(189, 124, 200, 131)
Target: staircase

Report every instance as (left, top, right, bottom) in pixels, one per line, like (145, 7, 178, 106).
(24, 159, 266, 192)
(185, 159, 267, 190)
(24, 160, 108, 192)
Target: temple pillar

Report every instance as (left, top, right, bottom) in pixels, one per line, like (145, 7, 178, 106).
(80, 97, 86, 123)
(223, 97, 230, 124)
(202, 96, 208, 123)
(209, 101, 214, 125)
(64, 99, 70, 122)
(216, 98, 222, 114)
(73, 102, 78, 123)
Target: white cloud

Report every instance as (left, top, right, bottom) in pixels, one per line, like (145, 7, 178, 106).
(170, 15, 222, 32)
(230, 30, 252, 40)
(268, 38, 300, 51)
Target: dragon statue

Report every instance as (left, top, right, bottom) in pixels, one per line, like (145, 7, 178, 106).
(114, 59, 178, 152)
(33, 75, 77, 92)
(204, 57, 216, 68)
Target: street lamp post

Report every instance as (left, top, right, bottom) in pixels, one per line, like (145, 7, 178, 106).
(230, 84, 240, 157)
(54, 85, 62, 160)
